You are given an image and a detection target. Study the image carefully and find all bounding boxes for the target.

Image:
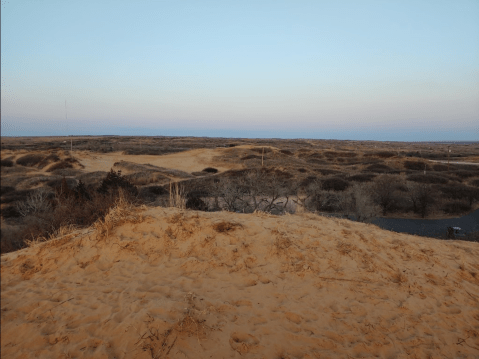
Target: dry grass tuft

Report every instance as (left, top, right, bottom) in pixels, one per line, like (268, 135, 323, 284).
(391, 271, 408, 284)
(212, 221, 243, 233)
(93, 189, 145, 240)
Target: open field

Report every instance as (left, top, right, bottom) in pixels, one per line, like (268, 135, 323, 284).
(1, 136, 479, 357)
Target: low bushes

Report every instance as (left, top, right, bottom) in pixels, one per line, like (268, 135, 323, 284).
(202, 167, 218, 173)
(433, 164, 448, 171)
(364, 164, 393, 173)
(321, 177, 350, 191)
(1, 159, 13, 167)
(1, 186, 15, 196)
(443, 201, 471, 214)
(407, 174, 448, 184)
(404, 161, 429, 171)
(1, 170, 139, 254)
(364, 151, 396, 158)
(16, 154, 45, 167)
(349, 174, 376, 182)
(46, 161, 73, 172)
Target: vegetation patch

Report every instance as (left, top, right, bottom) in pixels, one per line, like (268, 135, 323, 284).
(322, 177, 350, 191)
(213, 221, 243, 233)
(1, 159, 14, 167)
(202, 167, 218, 173)
(350, 174, 376, 182)
(364, 164, 393, 173)
(47, 161, 73, 172)
(407, 174, 448, 184)
(16, 154, 46, 167)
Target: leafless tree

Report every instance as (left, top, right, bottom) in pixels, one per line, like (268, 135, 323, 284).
(406, 182, 435, 218)
(371, 175, 399, 216)
(16, 188, 52, 217)
(339, 183, 379, 222)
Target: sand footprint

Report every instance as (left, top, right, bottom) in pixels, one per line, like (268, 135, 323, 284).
(229, 332, 260, 355)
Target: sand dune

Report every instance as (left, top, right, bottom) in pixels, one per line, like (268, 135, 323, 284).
(74, 148, 242, 175)
(2, 207, 479, 358)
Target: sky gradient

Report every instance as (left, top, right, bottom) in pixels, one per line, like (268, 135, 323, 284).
(1, 1, 478, 141)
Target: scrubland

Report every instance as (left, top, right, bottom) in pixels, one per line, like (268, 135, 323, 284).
(1, 136, 479, 358)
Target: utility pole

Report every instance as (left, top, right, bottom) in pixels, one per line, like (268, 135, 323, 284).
(447, 145, 450, 172)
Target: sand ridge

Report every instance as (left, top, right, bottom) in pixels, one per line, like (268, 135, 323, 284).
(74, 148, 243, 174)
(1, 207, 479, 358)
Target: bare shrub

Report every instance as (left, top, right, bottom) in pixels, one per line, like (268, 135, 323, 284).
(46, 161, 73, 172)
(339, 183, 379, 222)
(406, 182, 435, 218)
(371, 175, 400, 215)
(364, 151, 396, 158)
(202, 167, 218, 173)
(450, 170, 479, 179)
(364, 163, 393, 173)
(1, 159, 13, 167)
(471, 179, 479, 188)
(1, 189, 32, 204)
(439, 184, 479, 206)
(462, 231, 479, 243)
(1, 186, 15, 196)
(407, 174, 448, 184)
(404, 161, 429, 171)
(321, 177, 349, 191)
(124, 171, 168, 185)
(349, 174, 376, 182)
(15, 188, 53, 217)
(16, 154, 45, 167)
(313, 168, 341, 176)
(443, 200, 471, 215)
(210, 169, 292, 214)
(213, 221, 242, 233)
(433, 164, 448, 171)
(1, 206, 21, 219)
(37, 154, 60, 169)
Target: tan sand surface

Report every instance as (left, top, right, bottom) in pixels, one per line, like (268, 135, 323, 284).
(2, 208, 479, 358)
(74, 149, 242, 174)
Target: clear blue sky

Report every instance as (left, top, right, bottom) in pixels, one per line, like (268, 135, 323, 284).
(1, 0, 478, 141)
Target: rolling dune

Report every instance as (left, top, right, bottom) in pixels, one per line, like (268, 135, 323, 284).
(2, 207, 479, 358)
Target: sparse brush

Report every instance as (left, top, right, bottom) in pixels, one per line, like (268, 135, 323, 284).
(212, 221, 242, 233)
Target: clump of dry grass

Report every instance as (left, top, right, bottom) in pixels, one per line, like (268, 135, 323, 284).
(93, 189, 145, 240)
(169, 182, 185, 209)
(212, 221, 243, 233)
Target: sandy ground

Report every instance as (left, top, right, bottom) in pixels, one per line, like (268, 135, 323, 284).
(73, 149, 242, 174)
(2, 207, 479, 358)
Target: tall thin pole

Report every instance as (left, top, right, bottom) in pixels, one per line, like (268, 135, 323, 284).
(447, 145, 450, 172)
